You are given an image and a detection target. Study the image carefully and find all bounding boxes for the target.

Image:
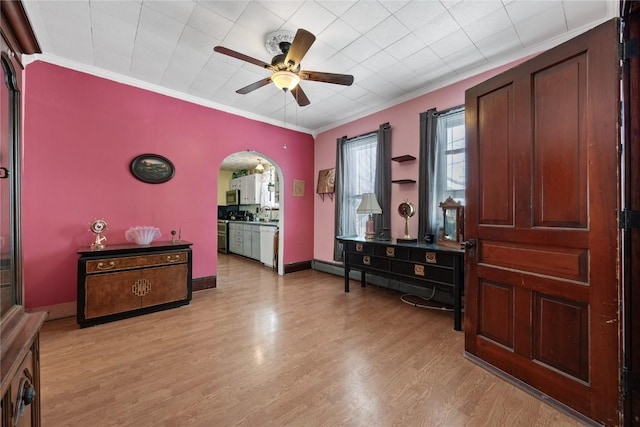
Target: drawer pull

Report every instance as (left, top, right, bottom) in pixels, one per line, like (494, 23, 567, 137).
(414, 265, 425, 276)
(356, 243, 364, 252)
(96, 262, 115, 270)
(167, 255, 181, 262)
(132, 278, 152, 297)
(425, 252, 436, 264)
(386, 247, 395, 257)
(362, 256, 371, 266)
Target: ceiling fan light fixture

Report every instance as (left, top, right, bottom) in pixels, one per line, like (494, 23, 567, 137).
(272, 71, 300, 91)
(255, 159, 264, 172)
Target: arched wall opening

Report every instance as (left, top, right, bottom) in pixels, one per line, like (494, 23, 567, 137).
(217, 151, 284, 277)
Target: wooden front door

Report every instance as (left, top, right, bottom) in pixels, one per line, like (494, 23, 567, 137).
(465, 19, 620, 425)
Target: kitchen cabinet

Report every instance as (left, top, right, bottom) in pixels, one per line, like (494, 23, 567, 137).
(251, 226, 261, 260)
(228, 222, 262, 261)
(229, 175, 262, 205)
(229, 223, 241, 254)
(241, 174, 262, 205)
(229, 178, 242, 191)
(77, 242, 192, 327)
(243, 224, 252, 257)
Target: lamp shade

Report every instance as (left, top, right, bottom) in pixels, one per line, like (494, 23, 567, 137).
(271, 71, 300, 91)
(357, 193, 382, 214)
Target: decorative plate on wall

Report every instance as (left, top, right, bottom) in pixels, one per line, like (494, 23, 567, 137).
(130, 154, 175, 184)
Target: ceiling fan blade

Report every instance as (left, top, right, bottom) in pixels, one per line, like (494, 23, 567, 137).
(299, 70, 354, 86)
(214, 46, 271, 69)
(284, 29, 316, 70)
(291, 85, 310, 107)
(236, 77, 272, 94)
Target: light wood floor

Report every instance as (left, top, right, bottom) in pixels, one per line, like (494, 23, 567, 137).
(39, 254, 584, 426)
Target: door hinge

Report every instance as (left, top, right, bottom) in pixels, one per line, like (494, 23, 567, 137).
(620, 39, 640, 60)
(622, 367, 640, 396)
(620, 209, 640, 229)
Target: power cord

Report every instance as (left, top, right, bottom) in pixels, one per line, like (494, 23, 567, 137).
(400, 288, 454, 312)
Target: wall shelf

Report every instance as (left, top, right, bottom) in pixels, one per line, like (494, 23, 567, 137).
(392, 155, 416, 162)
(392, 179, 416, 184)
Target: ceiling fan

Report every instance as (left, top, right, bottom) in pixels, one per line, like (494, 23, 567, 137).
(213, 28, 354, 107)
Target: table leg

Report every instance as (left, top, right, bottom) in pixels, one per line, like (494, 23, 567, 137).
(453, 256, 462, 331)
(344, 265, 350, 292)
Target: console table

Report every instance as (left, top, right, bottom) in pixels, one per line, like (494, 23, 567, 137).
(77, 241, 192, 328)
(337, 236, 464, 331)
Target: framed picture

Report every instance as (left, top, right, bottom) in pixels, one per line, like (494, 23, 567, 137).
(293, 179, 305, 197)
(130, 153, 175, 184)
(316, 168, 335, 194)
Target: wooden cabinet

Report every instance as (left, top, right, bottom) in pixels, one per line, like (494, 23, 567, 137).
(77, 242, 192, 328)
(0, 3, 46, 426)
(1, 314, 44, 427)
(337, 237, 464, 330)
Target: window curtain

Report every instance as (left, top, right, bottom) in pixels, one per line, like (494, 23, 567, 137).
(334, 124, 388, 261)
(374, 123, 391, 235)
(334, 136, 348, 261)
(418, 106, 464, 240)
(418, 109, 438, 242)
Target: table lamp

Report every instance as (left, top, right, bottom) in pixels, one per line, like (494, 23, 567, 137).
(357, 193, 382, 240)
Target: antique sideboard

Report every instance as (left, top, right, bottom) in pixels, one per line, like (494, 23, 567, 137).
(337, 236, 464, 331)
(77, 241, 193, 328)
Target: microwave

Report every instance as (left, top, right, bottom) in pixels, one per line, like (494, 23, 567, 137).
(226, 190, 240, 205)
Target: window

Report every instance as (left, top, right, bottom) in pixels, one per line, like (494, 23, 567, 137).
(338, 132, 378, 238)
(418, 106, 465, 239)
(432, 108, 466, 234)
(442, 114, 466, 203)
(334, 123, 391, 261)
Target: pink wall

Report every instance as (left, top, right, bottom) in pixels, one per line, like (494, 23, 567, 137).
(22, 61, 314, 309)
(313, 60, 529, 263)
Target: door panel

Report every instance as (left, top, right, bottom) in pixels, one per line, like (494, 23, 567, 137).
(533, 55, 588, 228)
(533, 293, 589, 381)
(478, 280, 513, 348)
(478, 85, 514, 226)
(465, 19, 620, 425)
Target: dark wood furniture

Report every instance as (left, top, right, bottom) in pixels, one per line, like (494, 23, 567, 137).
(77, 241, 192, 328)
(337, 236, 464, 331)
(0, 2, 46, 426)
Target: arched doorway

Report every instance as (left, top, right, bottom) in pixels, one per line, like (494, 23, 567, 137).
(217, 151, 283, 275)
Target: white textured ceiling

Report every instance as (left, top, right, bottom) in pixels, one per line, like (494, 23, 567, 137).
(23, 0, 617, 140)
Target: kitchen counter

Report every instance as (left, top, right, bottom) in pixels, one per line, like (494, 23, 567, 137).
(228, 220, 278, 226)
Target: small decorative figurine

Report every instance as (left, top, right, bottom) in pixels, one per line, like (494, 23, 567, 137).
(89, 219, 108, 250)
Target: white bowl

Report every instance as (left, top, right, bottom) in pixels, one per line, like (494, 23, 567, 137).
(125, 226, 161, 245)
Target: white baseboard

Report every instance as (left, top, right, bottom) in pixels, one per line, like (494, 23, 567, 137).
(27, 301, 76, 321)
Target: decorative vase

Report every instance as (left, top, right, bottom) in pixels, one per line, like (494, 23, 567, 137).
(125, 226, 161, 246)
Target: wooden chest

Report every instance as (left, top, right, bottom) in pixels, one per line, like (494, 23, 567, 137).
(77, 241, 192, 327)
